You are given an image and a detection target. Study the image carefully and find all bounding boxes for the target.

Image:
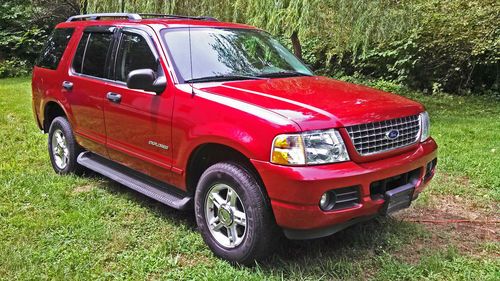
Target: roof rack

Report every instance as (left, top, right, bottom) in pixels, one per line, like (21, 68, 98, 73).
(66, 13, 219, 22)
(139, 13, 219, 21)
(66, 13, 142, 22)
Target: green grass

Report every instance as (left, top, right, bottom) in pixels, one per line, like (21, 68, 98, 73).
(0, 77, 498, 280)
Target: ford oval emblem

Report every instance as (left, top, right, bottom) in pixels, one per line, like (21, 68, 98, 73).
(386, 129, 400, 140)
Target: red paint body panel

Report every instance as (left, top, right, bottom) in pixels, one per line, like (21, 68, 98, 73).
(168, 84, 299, 189)
(252, 138, 437, 229)
(195, 77, 425, 130)
(32, 17, 438, 233)
(102, 83, 175, 183)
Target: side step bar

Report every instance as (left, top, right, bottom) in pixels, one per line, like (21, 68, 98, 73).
(77, 152, 192, 210)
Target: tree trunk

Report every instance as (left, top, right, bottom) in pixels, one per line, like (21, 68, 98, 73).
(290, 31, 302, 60)
(82, 0, 88, 14)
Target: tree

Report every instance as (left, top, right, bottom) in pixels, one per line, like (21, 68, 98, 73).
(0, 0, 80, 62)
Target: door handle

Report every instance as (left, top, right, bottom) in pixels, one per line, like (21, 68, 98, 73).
(106, 92, 122, 103)
(62, 81, 73, 91)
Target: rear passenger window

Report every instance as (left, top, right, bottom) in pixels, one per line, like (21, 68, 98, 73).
(72, 32, 113, 78)
(36, 28, 74, 70)
(115, 33, 158, 82)
(72, 33, 89, 74)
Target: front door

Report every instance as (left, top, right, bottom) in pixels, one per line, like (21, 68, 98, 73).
(103, 27, 174, 183)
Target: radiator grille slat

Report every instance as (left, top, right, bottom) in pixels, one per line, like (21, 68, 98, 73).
(346, 115, 420, 156)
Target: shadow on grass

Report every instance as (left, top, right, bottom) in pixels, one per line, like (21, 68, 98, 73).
(84, 171, 424, 277)
(258, 217, 423, 279)
(81, 171, 197, 230)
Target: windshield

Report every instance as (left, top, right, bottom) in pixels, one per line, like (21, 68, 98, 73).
(162, 28, 313, 83)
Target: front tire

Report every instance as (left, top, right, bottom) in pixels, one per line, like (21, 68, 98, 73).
(48, 116, 83, 175)
(195, 162, 278, 265)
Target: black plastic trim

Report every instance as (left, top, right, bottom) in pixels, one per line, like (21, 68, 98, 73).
(283, 215, 377, 240)
(77, 152, 192, 210)
(380, 183, 415, 215)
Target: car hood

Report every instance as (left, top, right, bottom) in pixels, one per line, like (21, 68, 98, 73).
(193, 76, 424, 131)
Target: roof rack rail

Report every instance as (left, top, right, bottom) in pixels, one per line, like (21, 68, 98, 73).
(66, 13, 142, 22)
(138, 13, 219, 21)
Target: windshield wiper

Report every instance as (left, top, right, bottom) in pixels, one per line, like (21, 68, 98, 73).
(257, 71, 312, 78)
(185, 74, 263, 83)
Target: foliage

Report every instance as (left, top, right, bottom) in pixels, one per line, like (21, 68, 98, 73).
(82, 0, 176, 14)
(81, 0, 499, 94)
(0, 0, 498, 93)
(0, 58, 30, 78)
(352, 0, 500, 93)
(0, 1, 45, 63)
(0, 0, 79, 77)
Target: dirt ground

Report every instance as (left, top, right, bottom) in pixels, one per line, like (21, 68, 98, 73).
(395, 195, 499, 262)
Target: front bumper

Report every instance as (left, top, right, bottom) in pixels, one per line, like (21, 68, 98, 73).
(251, 138, 437, 239)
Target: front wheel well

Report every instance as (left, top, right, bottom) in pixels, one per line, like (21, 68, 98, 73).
(186, 143, 264, 195)
(43, 102, 66, 133)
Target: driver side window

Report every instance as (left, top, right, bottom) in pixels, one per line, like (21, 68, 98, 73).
(115, 32, 158, 82)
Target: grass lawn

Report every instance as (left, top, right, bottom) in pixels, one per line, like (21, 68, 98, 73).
(0, 76, 498, 280)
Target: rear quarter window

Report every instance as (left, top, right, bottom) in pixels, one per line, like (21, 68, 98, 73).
(72, 32, 113, 79)
(35, 28, 75, 70)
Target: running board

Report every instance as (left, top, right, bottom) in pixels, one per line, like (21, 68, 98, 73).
(77, 152, 192, 210)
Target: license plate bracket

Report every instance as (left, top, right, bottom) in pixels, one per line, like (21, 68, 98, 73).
(381, 183, 415, 215)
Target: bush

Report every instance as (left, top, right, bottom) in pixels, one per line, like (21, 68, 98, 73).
(0, 1, 47, 65)
(194, 0, 498, 94)
(26, 0, 500, 95)
(352, 0, 499, 93)
(0, 59, 31, 78)
(0, 0, 79, 77)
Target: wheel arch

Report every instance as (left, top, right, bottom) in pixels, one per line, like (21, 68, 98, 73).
(185, 142, 267, 197)
(42, 100, 68, 133)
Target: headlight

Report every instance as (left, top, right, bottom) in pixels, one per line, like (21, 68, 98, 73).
(420, 111, 430, 142)
(271, 129, 349, 165)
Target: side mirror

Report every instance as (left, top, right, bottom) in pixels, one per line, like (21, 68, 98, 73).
(127, 69, 166, 94)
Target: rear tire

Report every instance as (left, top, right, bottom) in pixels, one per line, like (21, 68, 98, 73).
(48, 116, 84, 175)
(194, 162, 278, 265)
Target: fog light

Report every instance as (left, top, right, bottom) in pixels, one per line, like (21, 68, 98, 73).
(424, 158, 437, 181)
(319, 192, 335, 210)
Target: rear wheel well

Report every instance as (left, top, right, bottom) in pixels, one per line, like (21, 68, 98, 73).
(186, 143, 265, 195)
(43, 102, 66, 133)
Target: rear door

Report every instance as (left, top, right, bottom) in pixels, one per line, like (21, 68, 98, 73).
(103, 26, 174, 183)
(32, 27, 75, 130)
(66, 26, 117, 157)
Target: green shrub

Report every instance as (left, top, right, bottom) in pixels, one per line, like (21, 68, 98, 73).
(0, 2, 496, 97)
(0, 0, 79, 77)
(0, 59, 31, 78)
(353, 0, 499, 93)
(0, 1, 47, 66)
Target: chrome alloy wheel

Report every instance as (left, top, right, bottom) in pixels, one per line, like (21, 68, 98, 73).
(51, 129, 69, 170)
(205, 183, 247, 248)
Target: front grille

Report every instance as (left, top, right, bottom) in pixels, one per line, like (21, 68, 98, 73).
(346, 115, 420, 156)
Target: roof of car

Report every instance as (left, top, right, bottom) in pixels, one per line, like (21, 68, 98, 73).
(56, 15, 257, 30)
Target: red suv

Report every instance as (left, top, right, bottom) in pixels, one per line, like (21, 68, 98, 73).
(32, 13, 437, 264)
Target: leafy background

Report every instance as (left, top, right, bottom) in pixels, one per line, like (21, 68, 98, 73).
(0, 0, 498, 95)
(1, 0, 498, 95)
